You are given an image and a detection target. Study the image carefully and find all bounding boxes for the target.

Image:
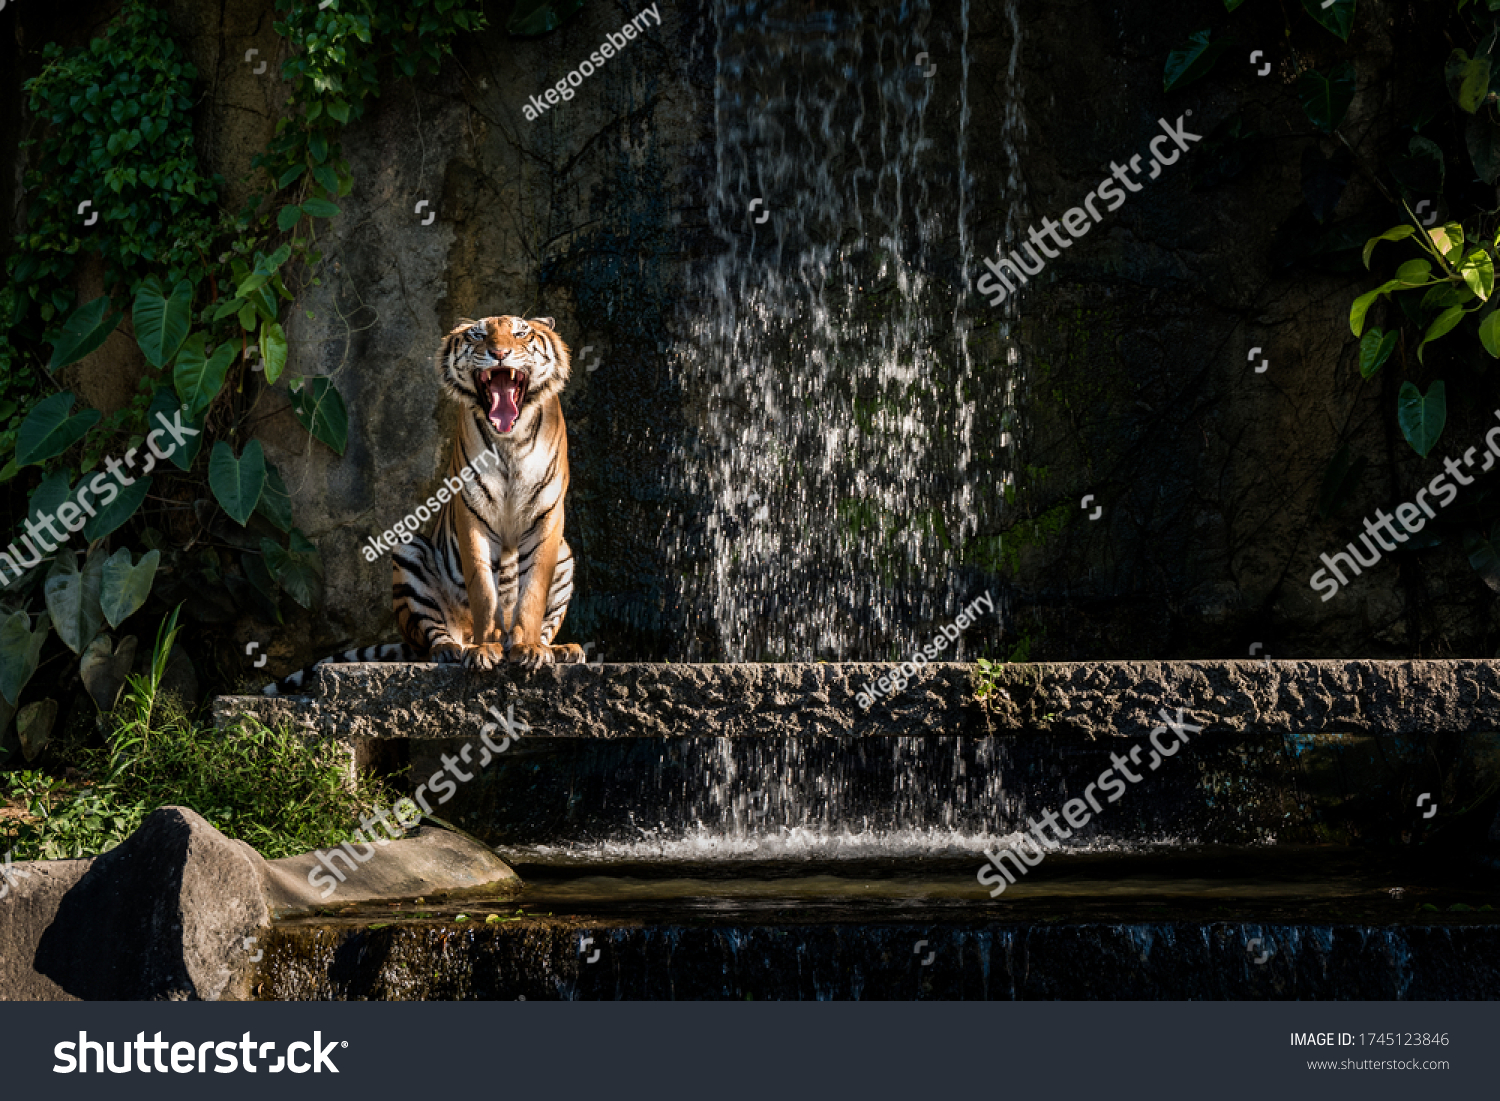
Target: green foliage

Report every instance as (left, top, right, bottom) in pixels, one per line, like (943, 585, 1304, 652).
(0, 0, 484, 728)
(972, 656, 1007, 713)
(1297, 62, 1357, 132)
(47, 297, 125, 371)
(2, 612, 396, 861)
(209, 440, 267, 526)
(1163, 30, 1226, 93)
(508, 0, 587, 36)
(1169, 0, 1500, 596)
(289, 377, 350, 455)
(15, 393, 98, 467)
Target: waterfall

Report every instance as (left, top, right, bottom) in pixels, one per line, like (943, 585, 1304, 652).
(665, 0, 997, 661)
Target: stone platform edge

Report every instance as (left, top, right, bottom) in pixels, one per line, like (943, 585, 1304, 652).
(211, 659, 1500, 741)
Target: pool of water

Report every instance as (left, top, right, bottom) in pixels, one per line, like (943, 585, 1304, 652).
(280, 846, 1500, 930)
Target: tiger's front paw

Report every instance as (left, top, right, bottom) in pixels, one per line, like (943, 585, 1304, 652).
(463, 643, 508, 671)
(430, 643, 466, 665)
(507, 642, 556, 670)
(551, 643, 586, 664)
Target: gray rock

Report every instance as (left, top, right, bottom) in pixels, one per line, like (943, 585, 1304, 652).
(2, 807, 267, 1001)
(0, 808, 519, 1000)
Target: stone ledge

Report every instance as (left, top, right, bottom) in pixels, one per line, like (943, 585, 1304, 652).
(212, 659, 1500, 741)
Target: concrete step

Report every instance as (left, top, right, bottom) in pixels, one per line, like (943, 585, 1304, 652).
(213, 660, 1500, 851)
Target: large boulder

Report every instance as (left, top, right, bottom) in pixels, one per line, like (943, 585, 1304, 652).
(0, 807, 519, 1000)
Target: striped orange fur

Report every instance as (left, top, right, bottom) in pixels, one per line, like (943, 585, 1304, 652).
(393, 315, 585, 670)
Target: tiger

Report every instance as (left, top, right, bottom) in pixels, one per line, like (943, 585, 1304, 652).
(263, 314, 584, 696)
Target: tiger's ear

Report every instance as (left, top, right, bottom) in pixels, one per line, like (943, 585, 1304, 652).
(530, 316, 556, 330)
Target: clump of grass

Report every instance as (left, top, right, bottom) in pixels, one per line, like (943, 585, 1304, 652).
(2, 608, 395, 862)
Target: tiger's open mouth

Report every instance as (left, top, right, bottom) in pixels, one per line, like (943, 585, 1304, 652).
(477, 367, 529, 433)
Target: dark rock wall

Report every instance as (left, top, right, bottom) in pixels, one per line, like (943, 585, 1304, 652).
(4, 0, 1495, 668)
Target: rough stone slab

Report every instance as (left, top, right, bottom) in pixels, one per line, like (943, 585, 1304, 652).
(0, 810, 520, 1000)
(213, 659, 1500, 741)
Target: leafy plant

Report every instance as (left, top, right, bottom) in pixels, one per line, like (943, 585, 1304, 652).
(0, 0, 486, 742)
(1, 609, 396, 861)
(1166, 0, 1500, 595)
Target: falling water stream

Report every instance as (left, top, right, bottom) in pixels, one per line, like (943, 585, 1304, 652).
(665, 0, 1001, 663)
(492, 0, 1037, 866)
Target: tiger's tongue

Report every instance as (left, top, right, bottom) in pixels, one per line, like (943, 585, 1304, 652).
(489, 378, 522, 433)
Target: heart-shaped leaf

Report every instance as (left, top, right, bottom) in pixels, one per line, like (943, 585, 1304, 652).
(1447, 49, 1492, 114)
(210, 439, 267, 526)
(48, 296, 123, 371)
(1363, 225, 1415, 269)
(1481, 311, 1500, 358)
(255, 464, 294, 532)
(175, 334, 236, 418)
(1350, 279, 1399, 336)
(261, 531, 324, 610)
(1298, 62, 1357, 132)
(1418, 307, 1466, 363)
(100, 547, 161, 629)
(0, 610, 50, 706)
(1302, 0, 1354, 41)
(133, 276, 193, 368)
(1429, 221, 1465, 263)
(1461, 249, 1494, 301)
(1397, 380, 1447, 458)
(1164, 30, 1226, 93)
(15, 392, 100, 467)
(259, 320, 288, 384)
(289, 377, 349, 455)
(1359, 328, 1398, 378)
(80, 633, 138, 711)
(17, 698, 58, 762)
(23, 470, 73, 555)
(81, 475, 151, 542)
(44, 548, 105, 655)
(1394, 259, 1434, 286)
(147, 389, 203, 472)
